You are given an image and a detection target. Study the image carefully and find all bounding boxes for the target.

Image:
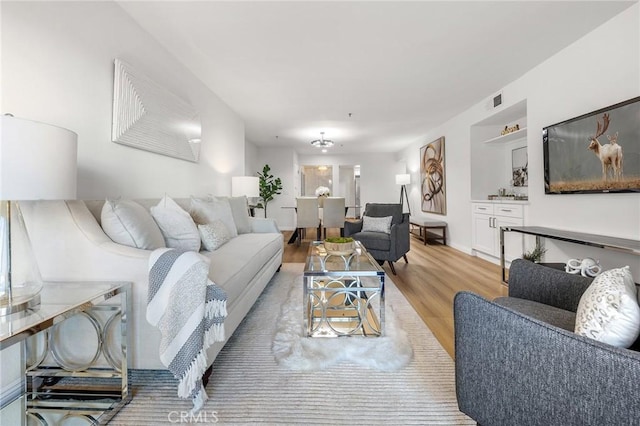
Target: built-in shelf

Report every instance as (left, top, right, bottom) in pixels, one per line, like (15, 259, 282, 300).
(482, 127, 527, 144)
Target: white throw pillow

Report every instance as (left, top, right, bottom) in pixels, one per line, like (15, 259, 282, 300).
(189, 196, 238, 238)
(227, 196, 252, 234)
(361, 215, 393, 234)
(198, 220, 232, 251)
(150, 195, 200, 251)
(101, 199, 165, 250)
(575, 266, 640, 348)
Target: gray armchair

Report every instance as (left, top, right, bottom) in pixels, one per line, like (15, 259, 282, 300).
(454, 259, 640, 425)
(344, 203, 409, 275)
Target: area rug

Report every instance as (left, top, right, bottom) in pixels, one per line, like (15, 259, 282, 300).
(109, 263, 473, 425)
(272, 279, 413, 371)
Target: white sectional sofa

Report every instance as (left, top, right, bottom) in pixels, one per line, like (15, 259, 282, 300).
(20, 198, 284, 370)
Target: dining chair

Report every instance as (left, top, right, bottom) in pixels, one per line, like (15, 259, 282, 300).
(295, 197, 320, 246)
(321, 197, 346, 238)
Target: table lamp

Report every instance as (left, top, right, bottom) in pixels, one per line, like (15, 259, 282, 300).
(396, 173, 411, 215)
(232, 176, 260, 216)
(0, 115, 77, 315)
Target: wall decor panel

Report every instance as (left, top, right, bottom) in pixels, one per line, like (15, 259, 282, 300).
(112, 59, 201, 162)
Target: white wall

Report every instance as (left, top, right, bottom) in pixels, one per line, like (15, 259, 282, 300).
(1, 1, 245, 199)
(398, 4, 640, 275)
(244, 140, 259, 177)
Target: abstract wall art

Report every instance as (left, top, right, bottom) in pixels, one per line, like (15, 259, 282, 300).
(112, 59, 201, 162)
(420, 136, 446, 215)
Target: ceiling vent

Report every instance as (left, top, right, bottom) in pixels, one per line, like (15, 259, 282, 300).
(486, 91, 503, 110)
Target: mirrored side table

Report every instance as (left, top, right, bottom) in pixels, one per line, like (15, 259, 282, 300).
(0, 281, 131, 425)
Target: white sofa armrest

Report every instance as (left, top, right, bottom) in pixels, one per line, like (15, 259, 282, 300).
(249, 217, 280, 233)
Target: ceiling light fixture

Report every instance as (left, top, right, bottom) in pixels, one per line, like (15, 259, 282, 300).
(310, 132, 334, 148)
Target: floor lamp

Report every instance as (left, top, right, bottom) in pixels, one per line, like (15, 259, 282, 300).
(396, 174, 411, 216)
(0, 115, 77, 315)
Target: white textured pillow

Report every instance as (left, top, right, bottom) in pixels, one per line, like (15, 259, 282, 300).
(101, 199, 165, 249)
(228, 196, 252, 234)
(189, 196, 238, 238)
(361, 215, 393, 234)
(575, 266, 640, 348)
(150, 196, 200, 251)
(198, 220, 231, 251)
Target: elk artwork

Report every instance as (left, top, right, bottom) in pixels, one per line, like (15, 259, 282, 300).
(587, 113, 623, 181)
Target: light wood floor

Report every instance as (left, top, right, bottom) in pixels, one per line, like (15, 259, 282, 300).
(282, 228, 507, 358)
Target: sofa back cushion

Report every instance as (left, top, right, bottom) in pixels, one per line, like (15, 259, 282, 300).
(101, 199, 165, 249)
(227, 196, 252, 234)
(189, 196, 239, 238)
(150, 196, 201, 251)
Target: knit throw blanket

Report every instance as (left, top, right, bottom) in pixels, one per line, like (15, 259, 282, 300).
(147, 248, 227, 413)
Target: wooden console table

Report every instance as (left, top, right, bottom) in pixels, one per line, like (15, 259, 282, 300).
(499, 226, 640, 283)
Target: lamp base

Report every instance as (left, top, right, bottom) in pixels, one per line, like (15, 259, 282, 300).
(0, 292, 41, 316)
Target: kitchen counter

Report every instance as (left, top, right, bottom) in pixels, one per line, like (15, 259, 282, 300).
(471, 198, 529, 204)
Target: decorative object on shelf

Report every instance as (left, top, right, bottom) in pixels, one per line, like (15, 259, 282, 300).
(310, 132, 334, 148)
(396, 174, 411, 215)
(420, 136, 446, 215)
(0, 115, 78, 315)
(543, 95, 640, 194)
(255, 165, 282, 218)
(511, 146, 528, 187)
(501, 124, 520, 136)
(315, 185, 331, 207)
(522, 243, 547, 263)
(565, 258, 602, 277)
(112, 59, 201, 162)
(323, 237, 355, 255)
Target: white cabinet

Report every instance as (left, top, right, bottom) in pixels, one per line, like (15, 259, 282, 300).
(472, 202, 524, 261)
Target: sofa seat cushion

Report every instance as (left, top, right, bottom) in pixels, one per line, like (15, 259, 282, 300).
(352, 231, 391, 252)
(205, 232, 282, 308)
(494, 296, 576, 332)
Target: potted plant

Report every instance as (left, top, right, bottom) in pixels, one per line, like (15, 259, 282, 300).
(522, 243, 547, 263)
(255, 164, 283, 218)
(323, 236, 355, 255)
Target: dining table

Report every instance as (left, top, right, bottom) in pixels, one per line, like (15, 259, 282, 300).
(282, 205, 360, 244)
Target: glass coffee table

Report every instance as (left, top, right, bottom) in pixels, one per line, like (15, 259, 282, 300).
(303, 241, 385, 337)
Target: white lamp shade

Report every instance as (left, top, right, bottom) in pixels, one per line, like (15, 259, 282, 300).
(232, 176, 260, 198)
(1, 116, 78, 200)
(395, 174, 410, 185)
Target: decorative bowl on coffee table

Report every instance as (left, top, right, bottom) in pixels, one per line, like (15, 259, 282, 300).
(323, 237, 356, 256)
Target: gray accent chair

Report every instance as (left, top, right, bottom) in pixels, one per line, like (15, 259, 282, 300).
(454, 259, 640, 426)
(344, 203, 409, 275)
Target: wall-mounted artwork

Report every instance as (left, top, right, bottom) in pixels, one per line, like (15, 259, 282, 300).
(512, 146, 528, 187)
(420, 136, 446, 215)
(112, 59, 201, 162)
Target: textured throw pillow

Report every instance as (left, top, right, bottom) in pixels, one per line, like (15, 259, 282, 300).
(361, 215, 393, 234)
(227, 196, 252, 234)
(150, 195, 200, 251)
(101, 199, 165, 249)
(198, 220, 232, 251)
(575, 266, 640, 348)
(189, 196, 238, 238)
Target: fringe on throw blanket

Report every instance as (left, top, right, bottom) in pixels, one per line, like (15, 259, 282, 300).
(147, 248, 227, 413)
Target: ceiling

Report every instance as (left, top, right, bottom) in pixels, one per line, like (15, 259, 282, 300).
(118, 1, 634, 155)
